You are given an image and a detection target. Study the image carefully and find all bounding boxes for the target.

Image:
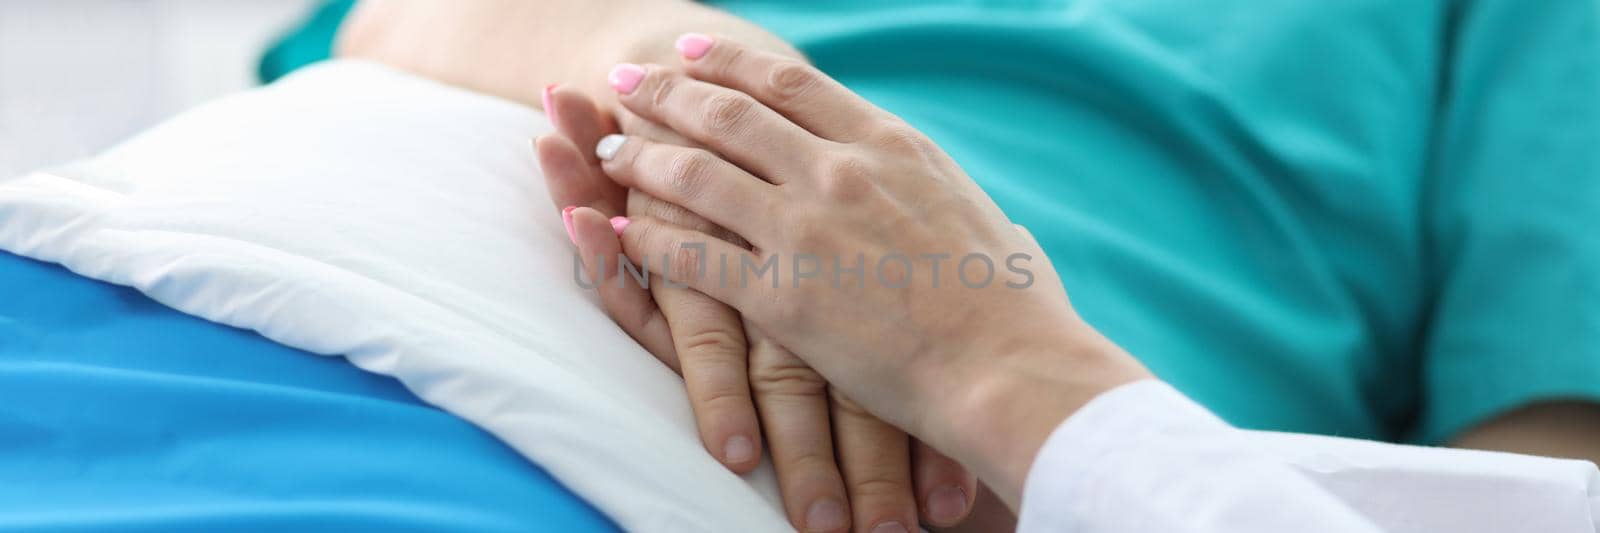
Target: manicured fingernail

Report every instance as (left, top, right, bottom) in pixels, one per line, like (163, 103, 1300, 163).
(870, 521, 908, 533)
(723, 435, 755, 464)
(561, 206, 578, 244)
(676, 33, 714, 59)
(804, 498, 847, 532)
(607, 63, 646, 94)
(542, 84, 559, 122)
(610, 216, 630, 235)
(595, 134, 626, 161)
(926, 486, 969, 524)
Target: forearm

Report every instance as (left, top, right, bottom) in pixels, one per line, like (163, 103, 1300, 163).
(1452, 401, 1600, 465)
(337, 0, 800, 108)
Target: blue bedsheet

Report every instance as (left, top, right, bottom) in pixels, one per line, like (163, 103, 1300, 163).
(0, 252, 615, 531)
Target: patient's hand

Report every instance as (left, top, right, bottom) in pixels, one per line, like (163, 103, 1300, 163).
(539, 83, 977, 532)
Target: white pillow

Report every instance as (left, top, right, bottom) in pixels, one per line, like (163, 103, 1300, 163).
(0, 60, 787, 532)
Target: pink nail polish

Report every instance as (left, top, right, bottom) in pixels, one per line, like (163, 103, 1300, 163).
(675, 33, 714, 59)
(607, 64, 646, 94)
(542, 84, 559, 123)
(610, 216, 630, 235)
(562, 206, 578, 244)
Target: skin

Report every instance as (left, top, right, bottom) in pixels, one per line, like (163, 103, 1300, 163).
(346, 3, 1599, 528)
(565, 36, 1154, 509)
(342, 2, 977, 531)
(542, 87, 976, 532)
(568, 35, 1600, 513)
(1453, 402, 1600, 466)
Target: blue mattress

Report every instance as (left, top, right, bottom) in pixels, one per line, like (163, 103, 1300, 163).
(0, 252, 615, 531)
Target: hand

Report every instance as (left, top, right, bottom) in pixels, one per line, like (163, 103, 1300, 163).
(591, 37, 1153, 508)
(538, 85, 977, 531)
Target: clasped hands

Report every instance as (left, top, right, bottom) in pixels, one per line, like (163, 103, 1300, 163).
(536, 35, 1148, 533)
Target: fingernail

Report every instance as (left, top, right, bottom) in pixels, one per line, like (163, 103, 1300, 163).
(607, 63, 646, 94)
(927, 486, 969, 524)
(804, 498, 847, 532)
(595, 134, 626, 161)
(610, 216, 630, 236)
(561, 206, 578, 245)
(542, 83, 559, 122)
(870, 521, 909, 533)
(722, 435, 755, 464)
(675, 33, 714, 59)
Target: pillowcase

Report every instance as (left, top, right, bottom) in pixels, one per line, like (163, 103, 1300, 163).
(0, 60, 787, 532)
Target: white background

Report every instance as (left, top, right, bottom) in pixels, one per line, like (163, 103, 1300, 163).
(0, 0, 317, 178)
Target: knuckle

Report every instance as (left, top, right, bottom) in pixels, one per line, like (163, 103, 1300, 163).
(702, 93, 757, 137)
(642, 193, 742, 247)
(815, 154, 875, 201)
(664, 150, 716, 200)
(628, 221, 665, 261)
(766, 62, 821, 103)
(648, 71, 678, 109)
(626, 217, 655, 246)
(781, 450, 842, 476)
(669, 239, 708, 279)
(751, 356, 827, 396)
(680, 327, 746, 359)
(848, 474, 912, 500)
(636, 192, 720, 235)
(870, 122, 931, 155)
(712, 45, 747, 80)
(694, 375, 753, 412)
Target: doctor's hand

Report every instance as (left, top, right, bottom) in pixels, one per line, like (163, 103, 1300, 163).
(591, 36, 1153, 510)
(536, 86, 977, 532)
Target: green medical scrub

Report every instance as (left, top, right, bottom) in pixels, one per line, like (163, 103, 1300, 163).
(268, 0, 1600, 444)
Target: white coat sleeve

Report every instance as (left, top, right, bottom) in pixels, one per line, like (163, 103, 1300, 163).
(1017, 380, 1600, 533)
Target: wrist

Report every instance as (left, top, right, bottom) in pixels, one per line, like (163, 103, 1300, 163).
(923, 327, 1149, 510)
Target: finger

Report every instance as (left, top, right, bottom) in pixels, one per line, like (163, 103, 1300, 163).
(546, 84, 617, 169)
(536, 135, 623, 217)
(597, 134, 780, 243)
(628, 189, 748, 249)
(616, 107, 699, 149)
(569, 207, 677, 367)
(748, 328, 851, 533)
(674, 33, 886, 143)
(831, 392, 918, 533)
(546, 88, 747, 247)
(653, 285, 763, 473)
(912, 441, 977, 527)
(616, 216, 769, 317)
(950, 484, 1018, 533)
(607, 62, 830, 183)
(1014, 223, 1036, 242)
